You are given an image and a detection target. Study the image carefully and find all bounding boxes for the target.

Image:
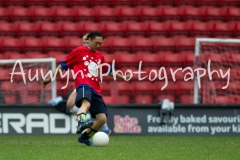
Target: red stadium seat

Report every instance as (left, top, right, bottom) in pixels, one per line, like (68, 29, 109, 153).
(233, 22, 240, 37)
(137, 51, 161, 66)
(19, 81, 42, 104)
(131, 36, 153, 52)
(211, 95, 234, 104)
(81, 22, 103, 36)
(0, 54, 5, 59)
(134, 94, 153, 104)
(92, 0, 113, 6)
(165, 66, 191, 81)
(117, 81, 132, 95)
(197, 0, 219, 6)
(0, 7, 9, 21)
(132, 81, 154, 95)
(139, 6, 160, 21)
(102, 95, 117, 104)
(177, 81, 194, 95)
(4, 0, 26, 6)
(37, 21, 59, 37)
(69, 0, 91, 7)
(139, 66, 159, 82)
(26, 52, 49, 58)
(52, 6, 74, 21)
(4, 51, 27, 59)
(229, 67, 240, 81)
(146, 22, 168, 37)
(100, 81, 111, 95)
(152, 37, 175, 52)
(118, 6, 140, 21)
(74, 6, 96, 21)
(9, 6, 31, 21)
(0, 21, 16, 36)
(118, 66, 138, 80)
(156, 94, 175, 103)
(176, 0, 197, 6)
(154, 81, 177, 96)
(30, 6, 53, 21)
(0, 68, 10, 80)
(26, 0, 48, 6)
(219, 0, 240, 7)
(175, 37, 195, 52)
(225, 7, 240, 21)
(47, 51, 67, 63)
(179, 94, 193, 104)
(116, 52, 140, 67)
(181, 51, 195, 67)
(112, 0, 133, 6)
(64, 36, 82, 52)
(160, 52, 183, 67)
(133, 0, 154, 6)
(204, 6, 226, 21)
(227, 52, 240, 66)
(102, 21, 126, 37)
(110, 36, 131, 52)
(190, 21, 213, 37)
(125, 21, 147, 37)
(160, 6, 182, 21)
(199, 51, 225, 65)
(212, 21, 234, 37)
(59, 22, 81, 37)
(182, 6, 205, 21)
(168, 21, 191, 37)
(15, 21, 38, 37)
(43, 37, 65, 52)
(21, 37, 43, 52)
(117, 95, 130, 104)
(48, 0, 69, 6)
(1, 81, 18, 104)
(1, 37, 22, 52)
(101, 52, 116, 64)
(95, 6, 118, 22)
(153, 0, 176, 6)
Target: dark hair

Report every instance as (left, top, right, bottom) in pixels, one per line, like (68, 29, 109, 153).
(87, 31, 104, 40)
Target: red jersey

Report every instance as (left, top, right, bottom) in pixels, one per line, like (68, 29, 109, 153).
(60, 46, 110, 95)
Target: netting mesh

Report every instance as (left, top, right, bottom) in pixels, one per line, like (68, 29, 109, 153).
(0, 59, 55, 104)
(196, 40, 240, 104)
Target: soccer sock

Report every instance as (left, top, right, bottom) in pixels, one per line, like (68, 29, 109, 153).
(69, 105, 79, 113)
(81, 128, 98, 140)
(77, 113, 86, 126)
(100, 123, 109, 131)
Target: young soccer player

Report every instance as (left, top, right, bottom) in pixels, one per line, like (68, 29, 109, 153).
(42, 31, 129, 146)
(66, 33, 111, 136)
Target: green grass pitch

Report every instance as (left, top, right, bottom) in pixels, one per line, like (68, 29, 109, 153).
(0, 136, 240, 160)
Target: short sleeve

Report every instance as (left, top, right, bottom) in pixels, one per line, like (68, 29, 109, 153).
(60, 49, 77, 70)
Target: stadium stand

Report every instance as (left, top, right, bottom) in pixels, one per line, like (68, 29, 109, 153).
(0, 0, 239, 104)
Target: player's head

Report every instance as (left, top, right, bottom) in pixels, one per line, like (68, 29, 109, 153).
(86, 31, 104, 52)
(82, 33, 89, 46)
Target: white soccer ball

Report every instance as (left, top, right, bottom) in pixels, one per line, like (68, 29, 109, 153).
(92, 132, 109, 147)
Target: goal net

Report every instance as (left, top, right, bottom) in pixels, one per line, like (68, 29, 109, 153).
(194, 38, 240, 104)
(0, 58, 56, 104)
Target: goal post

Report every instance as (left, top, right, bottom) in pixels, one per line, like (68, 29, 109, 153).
(194, 38, 240, 104)
(0, 58, 56, 104)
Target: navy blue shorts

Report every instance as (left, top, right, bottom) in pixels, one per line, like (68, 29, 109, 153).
(75, 86, 108, 118)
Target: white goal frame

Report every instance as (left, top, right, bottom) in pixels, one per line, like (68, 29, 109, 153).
(194, 38, 240, 104)
(0, 58, 57, 101)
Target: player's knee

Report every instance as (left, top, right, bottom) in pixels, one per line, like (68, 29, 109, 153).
(97, 116, 107, 125)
